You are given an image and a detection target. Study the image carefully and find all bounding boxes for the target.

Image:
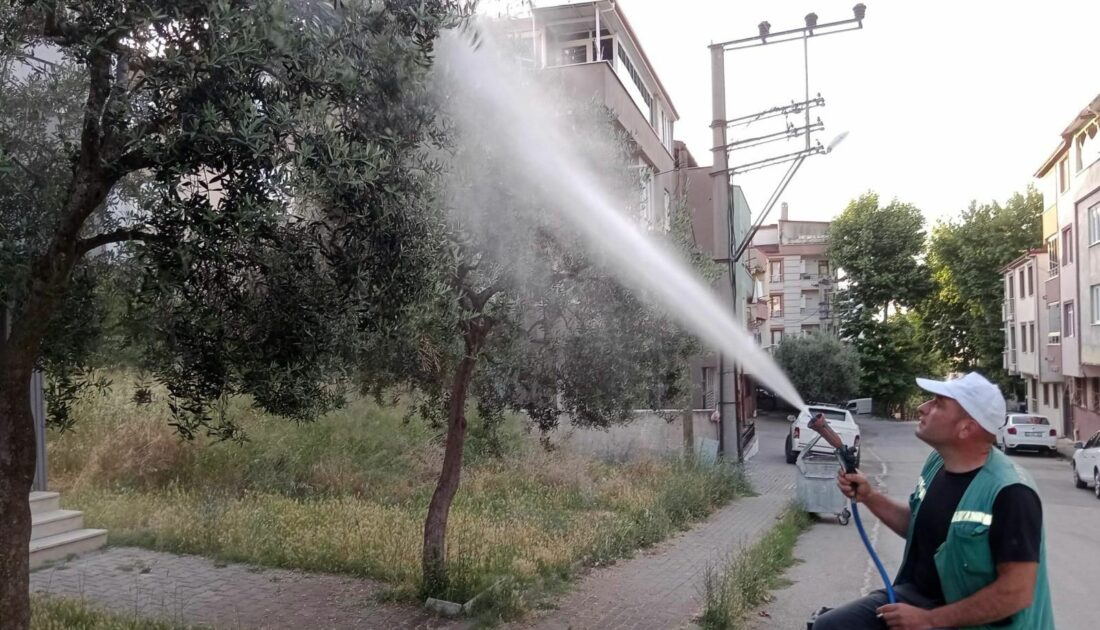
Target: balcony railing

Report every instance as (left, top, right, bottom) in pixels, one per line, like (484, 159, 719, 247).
(1004, 301, 1016, 322)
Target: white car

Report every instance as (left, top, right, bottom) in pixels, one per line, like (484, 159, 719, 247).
(1072, 430, 1100, 498)
(998, 414, 1057, 455)
(785, 405, 861, 466)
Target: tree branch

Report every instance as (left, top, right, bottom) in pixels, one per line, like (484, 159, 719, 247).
(42, 7, 81, 45)
(0, 149, 44, 187)
(472, 282, 505, 311)
(76, 228, 162, 255)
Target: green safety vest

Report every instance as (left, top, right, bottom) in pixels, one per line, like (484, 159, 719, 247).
(900, 448, 1054, 630)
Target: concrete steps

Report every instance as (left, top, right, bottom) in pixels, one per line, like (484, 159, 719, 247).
(29, 492, 107, 569)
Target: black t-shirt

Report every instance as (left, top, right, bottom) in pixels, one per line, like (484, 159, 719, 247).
(896, 466, 1042, 607)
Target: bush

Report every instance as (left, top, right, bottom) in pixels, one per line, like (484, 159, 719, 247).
(773, 333, 861, 405)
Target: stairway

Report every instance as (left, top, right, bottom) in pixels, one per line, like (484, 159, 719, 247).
(29, 491, 107, 570)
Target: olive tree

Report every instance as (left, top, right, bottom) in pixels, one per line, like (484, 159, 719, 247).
(0, 1, 469, 625)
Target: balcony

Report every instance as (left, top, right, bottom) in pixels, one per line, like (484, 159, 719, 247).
(544, 62, 674, 173)
(1004, 301, 1016, 322)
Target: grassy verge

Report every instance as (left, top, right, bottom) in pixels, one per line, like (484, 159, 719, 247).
(32, 595, 195, 630)
(50, 374, 749, 614)
(698, 507, 813, 630)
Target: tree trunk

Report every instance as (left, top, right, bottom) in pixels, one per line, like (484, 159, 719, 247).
(421, 331, 483, 596)
(0, 352, 37, 630)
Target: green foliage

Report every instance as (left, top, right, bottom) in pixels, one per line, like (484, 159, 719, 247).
(1, 0, 473, 437)
(923, 187, 1044, 385)
(852, 312, 946, 417)
(773, 333, 861, 405)
(358, 85, 703, 437)
(828, 192, 937, 411)
(829, 192, 932, 318)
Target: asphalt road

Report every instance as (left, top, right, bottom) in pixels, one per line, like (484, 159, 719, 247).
(749, 414, 1100, 629)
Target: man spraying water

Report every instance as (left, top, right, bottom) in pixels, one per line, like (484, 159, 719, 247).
(811, 372, 1053, 630)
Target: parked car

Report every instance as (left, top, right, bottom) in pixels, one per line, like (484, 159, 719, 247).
(755, 387, 777, 411)
(846, 398, 872, 415)
(757, 386, 796, 412)
(998, 414, 1057, 455)
(785, 405, 861, 466)
(1072, 430, 1100, 497)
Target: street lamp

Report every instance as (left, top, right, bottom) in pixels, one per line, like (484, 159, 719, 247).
(827, 131, 849, 153)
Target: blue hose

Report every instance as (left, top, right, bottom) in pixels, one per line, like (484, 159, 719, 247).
(851, 501, 896, 604)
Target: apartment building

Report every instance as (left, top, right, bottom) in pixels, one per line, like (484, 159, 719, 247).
(1001, 249, 1063, 428)
(502, 1, 679, 231)
(504, 2, 759, 456)
(748, 203, 837, 350)
(1025, 91, 1100, 439)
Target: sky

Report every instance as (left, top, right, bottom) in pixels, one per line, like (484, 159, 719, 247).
(495, 0, 1100, 228)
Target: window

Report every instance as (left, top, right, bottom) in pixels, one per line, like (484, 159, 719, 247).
(1006, 273, 1014, 299)
(1093, 285, 1100, 325)
(1044, 383, 1050, 406)
(770, 260, 782, 283)
(1019, 324, 1026, 353)
(1054, 385, 1060, 409)
(1027, 265, 1034, 296)
(1009, 413, 1048, 426)
(616, 46, 653, 111)
(1063, 226, 1074, 265)
(1047, 235, 1060, 276)
(818, 260, 830, 277)
(1010, 326, 1017, 352)
(1091, 202, 1100, 246)
(1030, 323, 1036, 352)
(598, 37, 613, 64)
(1064, 301, 1076, 337)
(560, 44, 588, 65)
(770, 295, 783, 316)
(770, 329, 784, 346)
(1018, 269, 1025, 295)
(1058, 156, 1069, 193)
(800, 293, 807, 313)
(1048, 303, 1061, 345)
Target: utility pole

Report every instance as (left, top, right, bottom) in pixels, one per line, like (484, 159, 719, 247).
(710, 4, 866, 462)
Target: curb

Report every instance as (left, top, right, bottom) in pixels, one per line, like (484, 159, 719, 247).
(424, 576, 510, 617)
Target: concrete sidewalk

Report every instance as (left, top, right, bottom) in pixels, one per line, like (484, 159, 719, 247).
(513, 433, 795, 630)
(31, 547, 461, 629)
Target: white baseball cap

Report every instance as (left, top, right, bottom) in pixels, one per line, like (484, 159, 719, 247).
(915, 372, 1007, 435)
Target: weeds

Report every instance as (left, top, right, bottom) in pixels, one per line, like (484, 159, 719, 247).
(31, 595, 195, 630)
(50, 373, 749, 614)
(698, 507, 813, 630)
